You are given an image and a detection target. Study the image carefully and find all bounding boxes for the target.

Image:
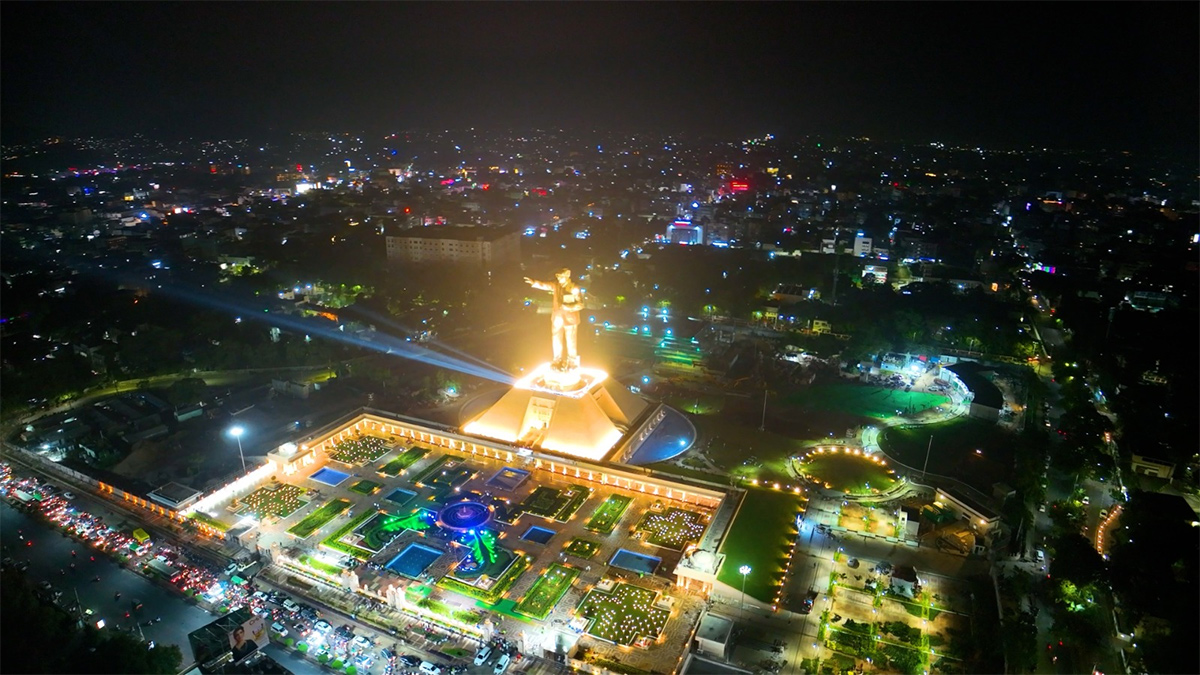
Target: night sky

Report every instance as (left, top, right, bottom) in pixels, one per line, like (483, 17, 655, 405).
(2, 2, 1196, 151)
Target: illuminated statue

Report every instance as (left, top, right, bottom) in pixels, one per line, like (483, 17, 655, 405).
(525, 268, 584, 372)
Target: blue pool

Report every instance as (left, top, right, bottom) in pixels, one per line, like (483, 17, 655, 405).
(485, 467, 531, 491)
(521, 526, 556, 545)
(310, 467, 351, 486)
(385, 488, 417, 506)
(609, 548, 661, 575)
(386, 543, 443, 579)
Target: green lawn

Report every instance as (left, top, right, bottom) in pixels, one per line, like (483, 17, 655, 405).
(585, 495, 633, 534)
(438, 552, 530, 604)
(564, 538, 602, 559)
(785, 383, 948, 420)
(717, 489, 802, 602)
(686, 415, 808, 481)
(378, 446, 429, 476)
(577, 583, 669, 646)
(635, 507, 707, 550)
(236, 484, 307, 519)
(880, 417, 1015, 491)
(349, 480, 382, 496)
(287, 498, 352, 538)
(515, 563, 579, 620)
(188, 511, 230, 532)
(330, 436, 392, 465)
(797, 450, 897, 494)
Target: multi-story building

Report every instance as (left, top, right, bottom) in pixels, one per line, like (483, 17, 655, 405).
(385, 226, 520, 268)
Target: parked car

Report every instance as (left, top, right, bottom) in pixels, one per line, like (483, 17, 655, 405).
(271, 622, 288, 637)
(493, 653, 511, 675)
(419, 661, 442, 675)
(399, 655, 421, 667)
(474, 646, 493, 666)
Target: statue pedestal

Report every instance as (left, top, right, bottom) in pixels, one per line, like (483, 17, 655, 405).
(541, 366, 583, 391)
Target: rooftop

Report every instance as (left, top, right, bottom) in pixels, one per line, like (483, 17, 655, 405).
(389, 225, 517, 241)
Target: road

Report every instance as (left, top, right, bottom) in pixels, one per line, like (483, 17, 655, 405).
(0, 500, 318, 673)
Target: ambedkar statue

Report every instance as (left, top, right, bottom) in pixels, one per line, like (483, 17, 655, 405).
(524, 268, 584, 373)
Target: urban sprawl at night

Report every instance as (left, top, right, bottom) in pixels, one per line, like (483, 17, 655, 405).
(1, 4, 1197, 675)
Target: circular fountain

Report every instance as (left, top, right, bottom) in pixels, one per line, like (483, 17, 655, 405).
(436, 500, 492, 532)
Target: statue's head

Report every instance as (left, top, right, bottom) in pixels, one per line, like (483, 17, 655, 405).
(555, 268, 572, 283)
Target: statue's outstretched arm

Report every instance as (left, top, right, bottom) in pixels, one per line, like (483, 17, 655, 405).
(524, 277, 554, 292)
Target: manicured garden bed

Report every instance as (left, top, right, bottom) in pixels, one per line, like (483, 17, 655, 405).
(378, 446, 429, 476)
(634, 507, 706, 550)
(564, 538, 602, 559)
(349, 480, 382, 496)
(330, 435, 392, 465)
(236, 484, 307, 519)
(585, 495, 633, 534)
(320, 510, 378, 559)
(515, 563, 579, 620)
(576, 583, 669, 646)
(288, 498, 351, 538)
(437, 552, 530, 604)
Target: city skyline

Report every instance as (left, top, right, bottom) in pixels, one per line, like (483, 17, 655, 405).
(2, 2, 1197, 154)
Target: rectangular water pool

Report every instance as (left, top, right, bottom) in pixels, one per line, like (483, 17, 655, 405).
(609, 548, 661, 575)
(385, 488, 417, 507)
(310, 467, 351, 486)
(385, 543, 443, 579)
(485, 467, 531, 491)
(521, 525, 556, 545)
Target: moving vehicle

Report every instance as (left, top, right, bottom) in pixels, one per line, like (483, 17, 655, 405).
(399, 655, 421, 667)
(493, 653, 511, 674)
(419, 661, 442, 675)
(271, 622, 288, 637)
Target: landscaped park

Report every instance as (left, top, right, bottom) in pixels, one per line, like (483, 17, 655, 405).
(586, 495, 633, 534)
(235, 483, 307, 519)
(794, 446, 898, 495)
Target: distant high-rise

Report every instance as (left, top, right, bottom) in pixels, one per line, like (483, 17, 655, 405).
(385, 226, 520, 268)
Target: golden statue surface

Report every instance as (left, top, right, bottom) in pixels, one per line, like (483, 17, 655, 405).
(524, 268, 584, 374)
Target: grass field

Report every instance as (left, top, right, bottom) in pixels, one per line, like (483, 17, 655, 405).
(378, 446, 429, 476)
(577, 583, 669, 646)
(237, 484, 307, 519)
(880, 417, 1015, 491)
(717, 489, 802, 602)
(349, 480, 382, 496)
(797, 451, 897, 494)
(585, 495, 633, 534)
(635, 507, 707, 550)
(686, 415, 808, 481)
(287, 498, 352, 538)
(564, 538, 602, 559)
(330, 436, 392, 465)
(785, 383, 947, 420)
(515, 563, 579, 620)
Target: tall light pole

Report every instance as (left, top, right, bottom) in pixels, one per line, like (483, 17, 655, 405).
(229, 425, 246, 473)
(739, 565, 752, 611)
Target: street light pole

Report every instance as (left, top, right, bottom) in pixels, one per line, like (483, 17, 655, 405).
(739, 565, 751, 611)
(229, 425, 246, 473)
(921, 434, 933, 480)
(760, 388, 768, 431)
